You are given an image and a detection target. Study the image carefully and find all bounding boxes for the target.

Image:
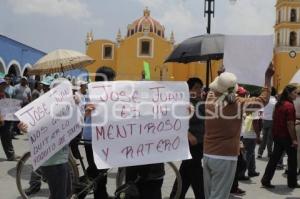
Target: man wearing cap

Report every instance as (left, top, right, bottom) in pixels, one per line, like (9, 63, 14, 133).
(13, 76, 32, 107)
(203, 63, 274, 199)
(0, 78, 19, 161)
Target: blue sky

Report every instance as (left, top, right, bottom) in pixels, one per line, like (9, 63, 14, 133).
(0, 0, 276, 53)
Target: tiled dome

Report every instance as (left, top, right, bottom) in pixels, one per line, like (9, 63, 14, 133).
(127, 7, 165, 38)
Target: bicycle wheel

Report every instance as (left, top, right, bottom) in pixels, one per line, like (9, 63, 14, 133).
(16, 152, 79, 199)
(166, 162, 182, 199)
(115, 162, 182, 199)
(162, 162, 182, 199)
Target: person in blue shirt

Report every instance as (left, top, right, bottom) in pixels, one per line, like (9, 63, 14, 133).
(82, 66, 116, 199)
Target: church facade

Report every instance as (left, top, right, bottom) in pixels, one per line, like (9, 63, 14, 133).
(86, 2, 298, 90)
(85, 8, 221, 83)
(274, 0, 300, 90)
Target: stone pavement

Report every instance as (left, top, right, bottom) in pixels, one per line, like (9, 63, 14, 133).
(0, 134, 300, 199)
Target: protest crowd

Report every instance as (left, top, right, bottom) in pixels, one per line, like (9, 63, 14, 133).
(0, 61, 300, 199)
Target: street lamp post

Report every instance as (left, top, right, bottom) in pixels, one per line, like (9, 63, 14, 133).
(204, 0, 215, 89)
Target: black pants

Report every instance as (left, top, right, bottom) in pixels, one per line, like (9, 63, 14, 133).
(261, 137, 297, 187)
(0, 121, 15, 159)
(231, 152, 247, 191)
(41, 163, 71, 199)
(126, 164, 164, 199)
(137, 179, 163, 199)
(84, 144, 108, 199)
(170, 143, 205, 199)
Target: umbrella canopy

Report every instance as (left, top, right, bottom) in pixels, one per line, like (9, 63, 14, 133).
(28, 49, 95, 75)
(164, 34, 224, 63)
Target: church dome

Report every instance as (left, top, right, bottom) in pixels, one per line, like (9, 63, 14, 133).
(127, 7, 165, 38)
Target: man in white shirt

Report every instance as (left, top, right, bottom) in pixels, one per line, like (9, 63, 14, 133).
(13, 76, 32, 106)
(258, 87, 277, 158)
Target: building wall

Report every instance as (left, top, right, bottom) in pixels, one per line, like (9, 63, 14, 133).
(86, 32, 176, 81)
(274, 52, 300, 90)
(0, 35, 45, 76)
(274, 0, 300, 91)
(85, 39, 117, 75)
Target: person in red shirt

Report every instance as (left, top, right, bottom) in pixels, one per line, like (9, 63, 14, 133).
(261, 84, 299, 188)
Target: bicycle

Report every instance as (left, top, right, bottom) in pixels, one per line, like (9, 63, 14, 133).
(16, 139, 182, 199)
(16, 151, 79, 199)
(70, 139, 182, 199)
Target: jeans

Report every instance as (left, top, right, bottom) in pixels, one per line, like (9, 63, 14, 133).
(243, 138, 257, 174)
(258, 120, 273, 156)
(261, 137, 297, 187)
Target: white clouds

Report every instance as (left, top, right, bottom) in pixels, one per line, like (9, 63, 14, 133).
(136, 0, 204, 43)
(214, 0, 276, 35)
(7, 0, 91, 19)
(136, 0, 276, 42)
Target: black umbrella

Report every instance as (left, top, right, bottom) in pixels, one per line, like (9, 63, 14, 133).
(164, 34, 224, 88)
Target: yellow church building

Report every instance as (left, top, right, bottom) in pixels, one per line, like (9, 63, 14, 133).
(85, 1, 300, 91)
(85, 7, 221, 84)
(274, 0, 300, 90)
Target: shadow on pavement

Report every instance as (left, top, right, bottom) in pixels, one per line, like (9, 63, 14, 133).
(16, 188, 49, 199)
(7, 166, 17, 178)
(0, 158, 6, 162)
(286, 197, 300, 199)
(261, 184, 293, 195)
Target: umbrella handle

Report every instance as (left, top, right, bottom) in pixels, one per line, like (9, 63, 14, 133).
(61, 63, 65, 77)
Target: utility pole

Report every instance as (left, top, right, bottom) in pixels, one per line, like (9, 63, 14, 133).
(204, 0, 215, 89)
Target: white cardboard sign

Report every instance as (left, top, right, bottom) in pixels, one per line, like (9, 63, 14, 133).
(88, 81, 191, 169)
(223, 35, 273, 86)
(0, 98, 22, 121)
(15, 82, 82, 170)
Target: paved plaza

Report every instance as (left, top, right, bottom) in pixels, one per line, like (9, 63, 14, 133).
(0, 134, 300, 199)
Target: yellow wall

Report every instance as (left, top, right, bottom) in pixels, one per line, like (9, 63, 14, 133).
(115, 32, 173, 80)
(86, 33, 181, 81)
(86, 40, 117, 77)
(170, 60, 222, 85)
(274, 52, 300, 91)
(86, 35, 222, 84)
(274, 0, 300, 91)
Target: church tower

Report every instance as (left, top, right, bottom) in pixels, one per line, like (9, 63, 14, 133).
(274, 0, 300, 90)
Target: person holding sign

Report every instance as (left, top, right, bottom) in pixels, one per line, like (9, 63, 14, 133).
(18, 78, 73, 199)
(0, 78, 19, 161)
(82, 66, 116, 199)
(170, 77, 205, 199)
(203, 63, 274, 199)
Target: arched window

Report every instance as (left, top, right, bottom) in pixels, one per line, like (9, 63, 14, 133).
(289, 31, 297, 46)
(291, 9, 297, 22)
(23, 68, 29, 77)
(277, 32, 280, 46)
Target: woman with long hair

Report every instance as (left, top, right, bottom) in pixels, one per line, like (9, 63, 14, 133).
(261, 84, 299, 188)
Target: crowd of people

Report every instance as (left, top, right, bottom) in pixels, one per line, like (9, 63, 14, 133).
(1, 62, 300, 199)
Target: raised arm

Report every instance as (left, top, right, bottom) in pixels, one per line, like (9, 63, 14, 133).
(237, 62, 275, 110)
